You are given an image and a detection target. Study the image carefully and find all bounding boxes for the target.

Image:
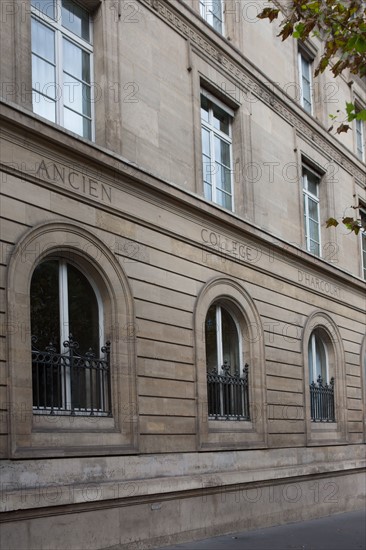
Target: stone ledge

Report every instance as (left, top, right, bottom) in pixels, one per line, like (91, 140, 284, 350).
(1, 451, 365, 513)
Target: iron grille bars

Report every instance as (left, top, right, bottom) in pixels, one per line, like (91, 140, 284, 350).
(207, 362, 250, 420)
(310, 375, 335, 422)
(32, 334, 111, 416)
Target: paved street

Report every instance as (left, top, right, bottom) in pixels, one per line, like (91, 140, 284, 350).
(159, 509, 366, 550)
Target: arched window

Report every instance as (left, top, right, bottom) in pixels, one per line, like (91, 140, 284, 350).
(31, 259, 111, 415)
(308, 329, 334, 422)
(205, 302, 249, 420)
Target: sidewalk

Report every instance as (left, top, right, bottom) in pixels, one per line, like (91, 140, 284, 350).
(158, 509, 366, 550)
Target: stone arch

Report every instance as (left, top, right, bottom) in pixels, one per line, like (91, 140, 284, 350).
(7, 221, 138, 457)
(194, 276, 267, 450)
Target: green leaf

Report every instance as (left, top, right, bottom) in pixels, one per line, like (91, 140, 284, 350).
(355, 109, 366, 121)
(293, 22, 305, 38)
(343, 218, 361, 235)
(346, 102, 355, 117)
(354, 36, 366, 53)
(345, 102, 357, 122)
(326, 217, 339, 228)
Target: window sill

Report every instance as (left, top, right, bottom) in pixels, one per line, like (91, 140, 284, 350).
(32, 413, 116, 432)
(307, 421, 347, 446)
(311, 421, 337, 431)
(208, 420, 254, 432)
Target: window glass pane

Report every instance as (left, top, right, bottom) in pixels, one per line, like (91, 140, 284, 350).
(32, 55, 56, 99)
(215, 136, 230, 168)
(215, 164, 231, 194)
(210, 0, 222, 17)
(202, 128, 213, 185)
(32, 18, 55, 63)
(216, 189, 232, 210)
(204, 182, 212, 201)
(31, 0, 56, 19)
(309, 218, 319, 241)
(308, 197, 319, 221)
(205, 305, 218, 371)
(33, 91, 57, 122)
(31, 259, 62, 410)
(31, 260, 60, 350)
(308, 338, 314, 381)
(83, 117, 92, 139)
(213, 14, 223, 33)
(309, 239, 320, 256)
(67, 264, 99, 355)
(303, 200, 309, 243)
(63, 39, 90, 83)
(301, 56, 312, 112)
(213, 103, 230, 134)
(315, 333, 327, 380)
(356, 119, 364, 158)
(62, 0, 90, 41)
(63, 75, 91, 117)
(201, 95, 209, 123)
(301, 56, 310, 81)
(221, 307, 239, 372)
(201, 127, 211, 157)
(202, 158, 213, 185)
(302, 74, 311, 99)
(223, 166, 232, 194)
(306, 171, 319, 196)
(63, 107, 91, 138)
(303, 98, 312, 114)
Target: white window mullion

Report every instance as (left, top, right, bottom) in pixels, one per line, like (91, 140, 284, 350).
(324, 345, 330, 384)
(59, 260, 69, 347)
(57, 27, 64, 127)
(303, 169, 321, 255)
(216, 305, 223, 371)
(304, 191, 310, 251)
(356, 118, 365, 161)
(90, 49, 95, 141)
(311, 333, 316, 382)
(59, 260, 71, 409)
(360, 208, 366, 279)
(210, 122, 217, 204)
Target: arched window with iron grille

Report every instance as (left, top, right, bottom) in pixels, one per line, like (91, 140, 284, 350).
(31, 258, 111, 416)
(205, 302, 249, 421)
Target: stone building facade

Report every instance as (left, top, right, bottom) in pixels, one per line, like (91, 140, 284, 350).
(0, 1, 365, 549)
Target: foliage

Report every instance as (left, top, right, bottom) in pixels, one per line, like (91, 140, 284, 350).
(258, 0, 366, 79)
(326, 211, 365, 235)
(258, 1, 366, 235)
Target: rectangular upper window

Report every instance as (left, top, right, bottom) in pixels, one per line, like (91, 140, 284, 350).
(201, 92, 234, 211)
(356, 116, 365, 161)
(360, 207, 366, 280)
(31, 0, 93, 139)
(298, 51, 313, 114)
(199, 0, 224, 34)
(303, 165, 321, 256)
